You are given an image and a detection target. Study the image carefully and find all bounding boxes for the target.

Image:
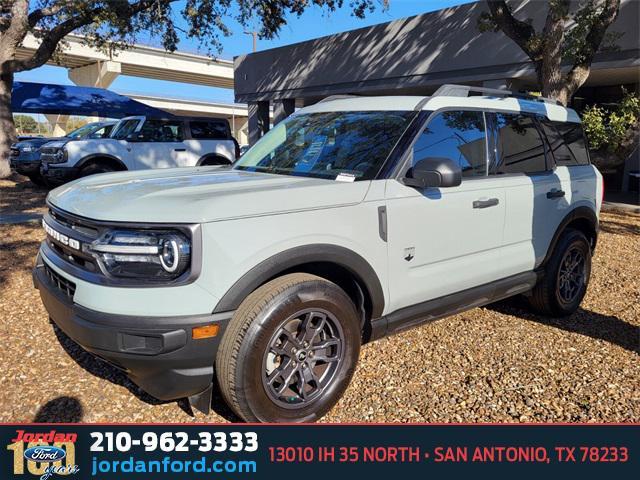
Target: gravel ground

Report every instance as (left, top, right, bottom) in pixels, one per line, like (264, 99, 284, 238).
(0, 176, 638, 423)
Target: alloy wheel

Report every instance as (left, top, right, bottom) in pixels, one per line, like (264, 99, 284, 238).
(262, 308, 344, 409)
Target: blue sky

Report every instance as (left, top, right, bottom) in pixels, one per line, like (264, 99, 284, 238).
(16, 0, 469, 105)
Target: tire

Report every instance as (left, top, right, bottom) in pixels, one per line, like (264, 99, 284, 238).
(27, 174, 46, 186)
(529, 229, 592, 316)
(79, 163, 116, 178)
(200, 156, 231, 166)
(216, 273, 361, 423)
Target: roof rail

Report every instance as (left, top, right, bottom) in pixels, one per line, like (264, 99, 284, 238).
(433, 84, 562, 106)
(318, 94, 360, 103)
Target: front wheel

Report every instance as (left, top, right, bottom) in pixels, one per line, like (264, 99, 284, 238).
(529, 229, 592, 316)
(79, 163, 116, 177)
(216, 273, 361, 423)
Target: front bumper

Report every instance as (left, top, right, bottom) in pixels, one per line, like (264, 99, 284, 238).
(40, 163, 79, 184)
(33, 253, 232, 402)
(10, 152, 41, 174)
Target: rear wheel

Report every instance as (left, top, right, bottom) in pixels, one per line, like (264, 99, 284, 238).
(529, 229, 592, 316)
(216, 273, 361, 423)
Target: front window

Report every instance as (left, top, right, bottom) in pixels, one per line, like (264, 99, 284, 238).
(234, 111, 415, 181)
(66, 123, 103, 140)
(111, 119, 141, 140)
(411, 111, 487, 177)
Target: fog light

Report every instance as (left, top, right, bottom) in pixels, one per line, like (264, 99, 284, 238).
(192, 324, 219, 339)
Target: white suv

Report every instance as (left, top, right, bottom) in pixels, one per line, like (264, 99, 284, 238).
(34, 85, 602, 423)
(39, 116, 238, 184)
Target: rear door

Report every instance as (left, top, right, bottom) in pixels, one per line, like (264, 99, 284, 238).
(385, 110, 507, 313)
(486, 112, 570, 277)
(186, 119, 235, 164)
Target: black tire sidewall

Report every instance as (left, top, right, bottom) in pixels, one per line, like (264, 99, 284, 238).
(235, 279, 360, 423)
(548, 230, 592, 315)
(80, 164, 115, 177)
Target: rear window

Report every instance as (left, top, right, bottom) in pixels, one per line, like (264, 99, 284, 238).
(553, 121, 590, 166)
(492, 113, 548, 174)
(190, 121, 229, 140)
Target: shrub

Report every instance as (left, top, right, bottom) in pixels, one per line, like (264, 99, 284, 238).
(582, 90, 640, 153)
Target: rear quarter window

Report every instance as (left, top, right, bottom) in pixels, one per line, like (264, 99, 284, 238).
(552, 121, 590, 166)
(190, 121, 230, 140)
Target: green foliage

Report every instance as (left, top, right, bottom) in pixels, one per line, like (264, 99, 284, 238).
(582, 90, 640, 152)
(13, 114, 38, 133)
(563, 0, 623, 62)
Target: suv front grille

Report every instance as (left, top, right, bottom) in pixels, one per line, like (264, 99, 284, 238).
(46, 208, 100, 273)
(44, 263, 76, 299)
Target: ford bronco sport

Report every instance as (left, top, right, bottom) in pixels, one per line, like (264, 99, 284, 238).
(39, 115, 238, 185)
(34, 85, 602, 423)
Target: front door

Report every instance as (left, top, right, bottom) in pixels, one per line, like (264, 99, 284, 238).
(385, 110, 506, 313)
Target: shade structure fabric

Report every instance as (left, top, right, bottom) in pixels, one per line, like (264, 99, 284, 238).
(11, 81, 172, 118)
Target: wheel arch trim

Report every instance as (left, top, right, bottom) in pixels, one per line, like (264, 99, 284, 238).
(196, 154, 233, 166)
(76, 153, 127, 170)
(212, 244, 385, 318)
(541, 206, 598, 267)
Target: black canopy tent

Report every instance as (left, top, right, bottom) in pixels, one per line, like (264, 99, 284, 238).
(11, 81, 172, 118)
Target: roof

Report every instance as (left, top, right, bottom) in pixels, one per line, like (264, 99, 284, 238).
(11, 82, 172, 118)
(297, 94, 581, 123)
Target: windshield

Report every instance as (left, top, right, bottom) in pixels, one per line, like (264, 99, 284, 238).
(234, 111, 415, 181)
(66, 123, 102, 139)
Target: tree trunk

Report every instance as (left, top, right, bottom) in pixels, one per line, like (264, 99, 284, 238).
(0, 70, 16, 178)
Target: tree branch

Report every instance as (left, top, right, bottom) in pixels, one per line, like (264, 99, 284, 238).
(486, 0, 541, 60)
(1, 0, 29, 48)
(564, 0, 621, 96)
(9, 0, 168, 73)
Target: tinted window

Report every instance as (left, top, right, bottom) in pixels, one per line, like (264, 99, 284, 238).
(234, 111, 414, 181)
(112, 119, 140, 140)
(139, 120, 184, 142)
(554, 121, 590, 165)
(89, 125, 113, 139)
(412, 111, 487, 177)
(492, 113, 547, 174)
(190, 121, 229, 140)
(539, 119, 574, 165)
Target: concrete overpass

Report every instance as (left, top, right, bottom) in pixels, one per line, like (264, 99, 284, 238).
(17, 33, 237, 136)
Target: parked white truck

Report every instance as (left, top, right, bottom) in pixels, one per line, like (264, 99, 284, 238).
(39, 115, 238, 184)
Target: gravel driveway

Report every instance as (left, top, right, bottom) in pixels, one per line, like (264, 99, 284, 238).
(1, 176, 638, 423)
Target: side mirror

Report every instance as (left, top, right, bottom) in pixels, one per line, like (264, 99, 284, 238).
(403, 157, 462, 189)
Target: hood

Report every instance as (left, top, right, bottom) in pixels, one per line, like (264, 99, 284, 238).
(47, 167, 371, 223)
(14, 137, 64, 149)
(41, 139, 70, 149)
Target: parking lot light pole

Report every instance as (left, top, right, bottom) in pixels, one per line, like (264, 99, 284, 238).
(243, 31, 257, 53)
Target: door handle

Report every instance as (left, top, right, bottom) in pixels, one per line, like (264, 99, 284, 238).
(473, 198, 500, 209)
(173, 148, 186, 152)
(546, 189, 565, 199)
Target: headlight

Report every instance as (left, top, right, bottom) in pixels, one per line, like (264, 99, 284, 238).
(88, 229, 191, 281)
(49, 147, 67, 164)
(21, 146, 35, 152)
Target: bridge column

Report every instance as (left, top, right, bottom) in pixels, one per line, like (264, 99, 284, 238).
(68, 61, 121, 122)
(273, 99, 295, 125)
(247, 101, 270, 146)
(45, 114, 69, 136)
(68, 60, 121, 88)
